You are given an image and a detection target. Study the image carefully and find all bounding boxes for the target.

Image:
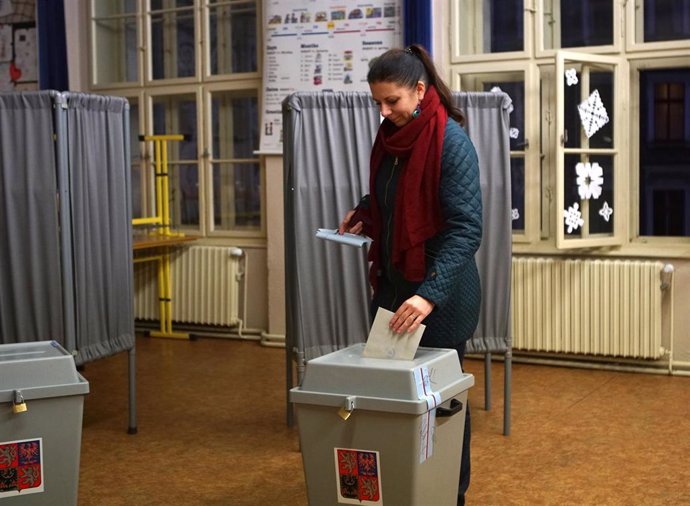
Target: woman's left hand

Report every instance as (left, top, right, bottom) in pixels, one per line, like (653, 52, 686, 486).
(389, 295, 434, 334)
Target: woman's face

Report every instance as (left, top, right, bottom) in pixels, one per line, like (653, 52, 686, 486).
(370, 80, 425, 127)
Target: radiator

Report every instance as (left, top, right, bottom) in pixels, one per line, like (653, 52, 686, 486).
(134, 245, 242, 327)
(512, 258, 666, 359)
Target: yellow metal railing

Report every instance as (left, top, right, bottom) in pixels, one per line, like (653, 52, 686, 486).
(133, 134, 192, 339)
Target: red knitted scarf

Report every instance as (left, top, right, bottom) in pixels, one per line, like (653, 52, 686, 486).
(368, 85, 447, 285)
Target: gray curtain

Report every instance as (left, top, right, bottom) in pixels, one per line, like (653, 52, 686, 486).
(0, 92, 65, 343)
(0, 91, 134, 363)
(454, 93, 513, 354)
(284, 92, 380, 361)
(283, 91, 512, 365)
(65, 93, 135, 364)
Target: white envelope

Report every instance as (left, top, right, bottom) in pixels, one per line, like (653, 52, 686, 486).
(362, 307, 426, 360)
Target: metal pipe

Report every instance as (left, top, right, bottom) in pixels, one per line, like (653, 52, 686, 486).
(506, 355, 690, 377)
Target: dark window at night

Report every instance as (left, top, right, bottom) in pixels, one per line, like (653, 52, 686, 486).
(654, 83, 685, 142)
(560, 1, 613, 47)
(644, 0, 690, 43)
(639, 70, 690, 237)
(491, 0, 523, 52)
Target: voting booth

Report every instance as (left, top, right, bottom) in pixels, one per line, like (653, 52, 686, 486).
(290, 343, 474, 505)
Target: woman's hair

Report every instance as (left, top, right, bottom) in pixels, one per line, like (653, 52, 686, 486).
(367, 44, 465, 125)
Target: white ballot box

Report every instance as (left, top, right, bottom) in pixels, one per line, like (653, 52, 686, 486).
(290, 343, 474, 506)
(0, 341, 89, 505)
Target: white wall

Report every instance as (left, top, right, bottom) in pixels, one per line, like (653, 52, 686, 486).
(64, 0, 89, 91)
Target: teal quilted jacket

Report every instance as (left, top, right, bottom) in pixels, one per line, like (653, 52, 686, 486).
(371, 118, 483, 347)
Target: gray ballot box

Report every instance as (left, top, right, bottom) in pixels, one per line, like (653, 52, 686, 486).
(0, 341, 89, 505)
(290, 343, 474, 505)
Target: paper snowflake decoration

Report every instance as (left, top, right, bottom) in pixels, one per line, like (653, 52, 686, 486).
(599, 201, 613, 222)
(576, 162, 604, 200)
(512, 208, 520, 221)
(490, 86, 503, 93)
(565, 68, 578, 86)
(577, 90, 609, 138)
(509, 127, 520, 139)
(564, 203, 584, 234)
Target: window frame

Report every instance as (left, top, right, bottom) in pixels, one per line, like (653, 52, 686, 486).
(203, 80, 265, 239)
(88, 0, 264, 242)
(89, 0, 144, 89)
(555, 50, 628, 249)
(144, 0, 201, 85)
(629, 56, 690, 245)
(450, 61, 541, 243)
(536, 0, 623, 58)
(449, 0, 534, 63)
(626, 0, 690, 53)
(201, 0, 262, 82)
(145, 85, 205, 235)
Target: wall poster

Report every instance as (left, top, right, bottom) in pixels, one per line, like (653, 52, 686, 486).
(0, 0, 38, 92)
(260, 1, 402, 153)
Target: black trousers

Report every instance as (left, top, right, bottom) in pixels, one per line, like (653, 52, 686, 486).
(455, 341, 471, 506)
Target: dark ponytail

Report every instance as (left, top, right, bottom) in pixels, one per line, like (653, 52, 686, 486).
(367, 43, 465, 125)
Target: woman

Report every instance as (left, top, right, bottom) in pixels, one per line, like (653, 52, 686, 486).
(338, 44, 482, 506)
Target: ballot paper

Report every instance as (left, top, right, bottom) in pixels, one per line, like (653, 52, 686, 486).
(362, 307, 426, 360)
(315, 228, 372, 248)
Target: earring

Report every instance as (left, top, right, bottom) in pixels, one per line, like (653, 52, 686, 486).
(412, 103, 421, 118)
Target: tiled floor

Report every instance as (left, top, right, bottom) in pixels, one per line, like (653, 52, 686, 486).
(77, 336, 690, 505)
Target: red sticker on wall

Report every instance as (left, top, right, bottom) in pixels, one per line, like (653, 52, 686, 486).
(334, 448, 382, 504)
(0, 438, 44, 498)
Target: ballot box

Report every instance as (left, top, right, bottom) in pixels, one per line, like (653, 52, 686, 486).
(0, 341, 89, 505)
(290, 343, 474, 505)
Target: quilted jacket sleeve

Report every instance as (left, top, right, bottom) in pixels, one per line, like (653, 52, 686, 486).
(415, 120, 483, 308)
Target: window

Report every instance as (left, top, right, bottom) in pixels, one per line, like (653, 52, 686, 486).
(447, 0, 690, 253)
(128, 97, 143, 219)
(89, 1, 262, 238)
(450, 0, 528, 60)
(148, 0, 196, 81)
(653, 83, 685, 142)
(556, 52, 623, 248)
(542, 0, 614, 50)
(639, 0, 690, 43)
(456, 69, 531, 237)
(629, 0, 690, 50)
(639, 69, 690, 237)
(151, 92, 200, 229)
(208, 0, 258, 75)
(209, 89, 260, 232)
(92, 1, 139, 85)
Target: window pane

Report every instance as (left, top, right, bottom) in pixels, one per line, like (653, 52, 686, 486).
(484, 81, 525, 150)
(456, 0, 523, 55)
(210, 90, 260, 231)
(563, 154, 614, 238)
(543, 0, 613, 50)
(150, 0, 195, 80)
(563, 67, 614, 149)
(639, 0, 690, 43)
(93, 7, 138, 84)
(459, 73, 527, 233)
(152, 94, 199, 228)
(128, 100, 143, 218)
(209, 1, 257, 74)
(212, 162, 261, 230)
(639, 68, 690, 237)
(172, 162, 199, 227)
(511, 156, 525, 232)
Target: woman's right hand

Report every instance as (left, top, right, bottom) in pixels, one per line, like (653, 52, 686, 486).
(338, 209, 363, 235)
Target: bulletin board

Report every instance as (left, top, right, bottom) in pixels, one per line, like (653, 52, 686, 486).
(0, 0, 38, 92)
(259, 0, 403, 153)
